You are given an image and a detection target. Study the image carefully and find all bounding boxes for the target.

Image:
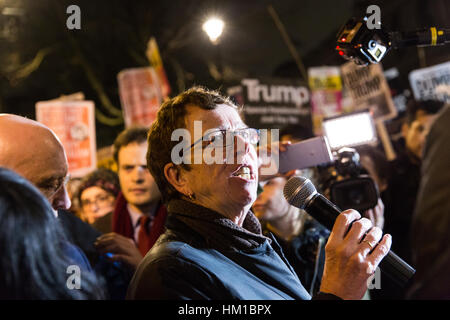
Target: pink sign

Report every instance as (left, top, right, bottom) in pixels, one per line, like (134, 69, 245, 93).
(118, 67, 163, 128)
(36, 100, 97, 178)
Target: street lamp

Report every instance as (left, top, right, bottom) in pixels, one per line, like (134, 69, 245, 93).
(202, 17, 224, 44)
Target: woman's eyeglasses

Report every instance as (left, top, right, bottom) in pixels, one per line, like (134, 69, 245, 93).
(81, 193, 113, 208)
(188, 128, 260, 151)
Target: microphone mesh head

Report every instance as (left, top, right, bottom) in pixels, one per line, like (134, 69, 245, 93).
(283, 176, 317, 209)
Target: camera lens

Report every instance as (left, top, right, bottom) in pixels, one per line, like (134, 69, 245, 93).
(348, 189, 364, 205)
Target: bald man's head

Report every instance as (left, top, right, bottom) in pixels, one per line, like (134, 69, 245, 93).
(0, 114, 71, 210)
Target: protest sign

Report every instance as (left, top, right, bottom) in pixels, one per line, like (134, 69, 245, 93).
(36, 100, 97, 178)
(341, 61, 397, 121)
(409, 61, 450, 102)
(118, 67, 163, 128)
(228, 78, 312, 132)
(308, 66, 343, 134)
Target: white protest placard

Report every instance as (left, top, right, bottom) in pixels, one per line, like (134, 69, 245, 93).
(409, 61, 450, 102)
(341, 61, 397, 121)
(36, 100, 97, 178)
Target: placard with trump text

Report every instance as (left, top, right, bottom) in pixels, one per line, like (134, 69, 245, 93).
(228, 78, 312, 132)
(36, 100, 97, 178)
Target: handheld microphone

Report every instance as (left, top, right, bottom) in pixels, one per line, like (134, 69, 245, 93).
(283, 176, 416, 288)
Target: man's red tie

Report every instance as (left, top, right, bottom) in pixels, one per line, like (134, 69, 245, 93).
(137, 215, 152, 256)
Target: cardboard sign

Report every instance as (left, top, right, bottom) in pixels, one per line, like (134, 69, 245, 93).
(409, 61, 450, 102)
(36, 100, 97, 178)
(118, 67, 163, 128)
(228, 78, 312, 131)
(341, 61, 397, 121)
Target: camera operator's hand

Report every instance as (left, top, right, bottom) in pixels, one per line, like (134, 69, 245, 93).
(319, 209, 392, 300)
(363, 198, 385, 229)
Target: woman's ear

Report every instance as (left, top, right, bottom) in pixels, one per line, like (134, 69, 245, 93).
(164, 163, 190, 196)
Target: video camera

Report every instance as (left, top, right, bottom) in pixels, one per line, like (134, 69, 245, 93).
(317, 147, 379, 212)
(336, 17, 391, 65)
(336, 16, 450, 65)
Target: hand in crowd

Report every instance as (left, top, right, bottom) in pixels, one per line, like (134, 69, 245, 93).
(363, 198, 385, 230)
(94, 232, 143, 270)
(319, 209, 392, 300)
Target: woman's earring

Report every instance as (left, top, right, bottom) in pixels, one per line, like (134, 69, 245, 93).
(187, 193, 196, 201)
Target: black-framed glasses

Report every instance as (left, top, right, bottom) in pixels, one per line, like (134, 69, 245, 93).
(188, 128, 260, 151)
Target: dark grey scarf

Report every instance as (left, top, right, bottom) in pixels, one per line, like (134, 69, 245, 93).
(167, 199, 271, 251)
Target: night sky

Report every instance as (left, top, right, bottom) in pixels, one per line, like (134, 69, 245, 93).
(0, 0, 449, 147)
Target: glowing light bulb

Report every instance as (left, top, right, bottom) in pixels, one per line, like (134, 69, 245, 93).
(203, 17, 224, 44)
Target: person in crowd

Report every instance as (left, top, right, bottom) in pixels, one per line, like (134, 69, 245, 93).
(408, 103, 450, 299)
(383, 99, 444, 266)
(0, 114, 129, 300)
(77, 168, 120, 233)
(94, 127, 167, 271)
(378, 99, 443, 299)
(0, 167, 105, 299)
(126, 86, 392, 300)
(0, 114, 98, 260)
